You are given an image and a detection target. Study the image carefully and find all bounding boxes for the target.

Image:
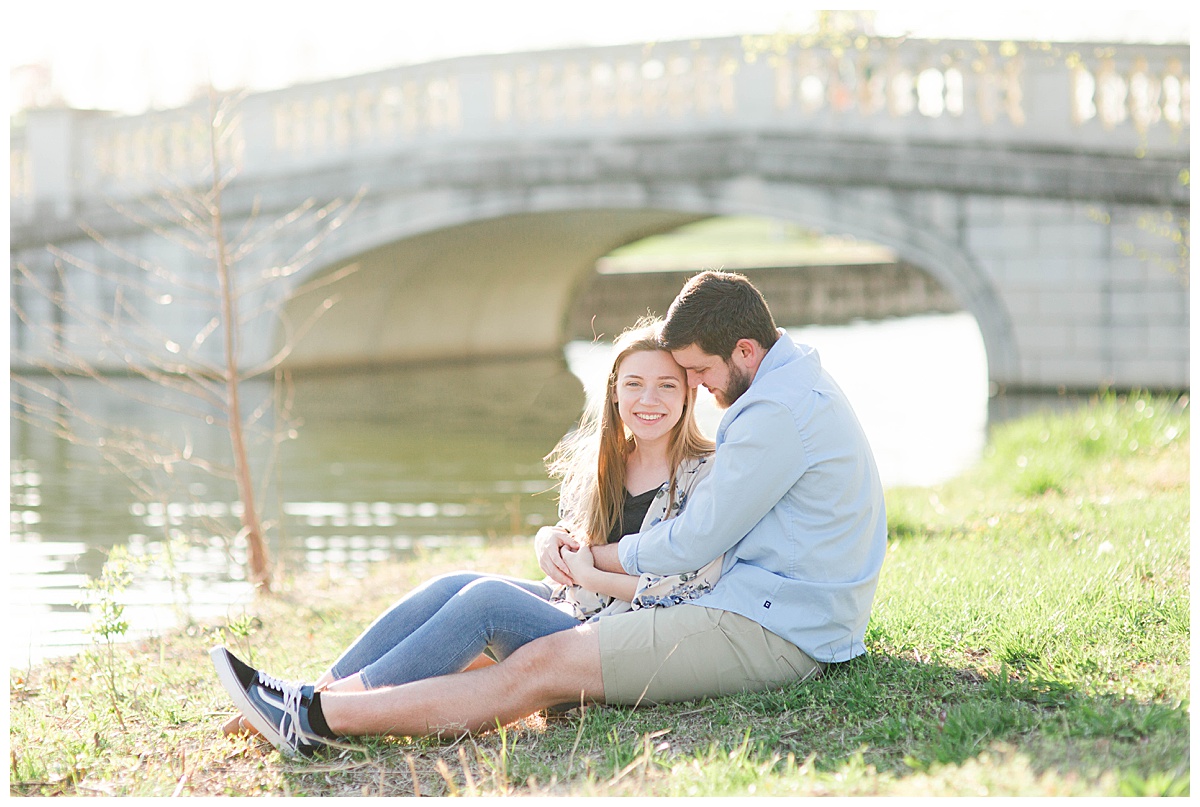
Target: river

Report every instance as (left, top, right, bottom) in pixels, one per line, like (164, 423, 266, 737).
(10, 312, 991, 666)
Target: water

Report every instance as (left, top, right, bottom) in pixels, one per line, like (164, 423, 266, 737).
(9, 312, 989, 667)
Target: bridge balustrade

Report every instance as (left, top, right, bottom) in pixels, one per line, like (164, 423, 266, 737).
(9, 35, 1190, 222)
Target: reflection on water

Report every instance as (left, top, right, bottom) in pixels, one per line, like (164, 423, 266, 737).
(11, 313, 999, 665)
(9, 356, 584, 665)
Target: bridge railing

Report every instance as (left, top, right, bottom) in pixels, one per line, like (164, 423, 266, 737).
(10, 35, 1189, 223)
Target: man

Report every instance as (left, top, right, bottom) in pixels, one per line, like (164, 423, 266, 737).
(212, 270, 887, 755)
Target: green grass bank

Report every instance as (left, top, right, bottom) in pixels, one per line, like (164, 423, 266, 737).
(9, 392, 1190, 796)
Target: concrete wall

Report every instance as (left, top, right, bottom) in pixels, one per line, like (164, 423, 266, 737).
(965, 196, 1189, 391)
(566, 262, 961, 342)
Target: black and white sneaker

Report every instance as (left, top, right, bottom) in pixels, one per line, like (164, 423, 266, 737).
(210, 646, 327, 757)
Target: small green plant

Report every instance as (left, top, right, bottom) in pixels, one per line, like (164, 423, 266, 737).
(77, 544, 147, 729)
(223, 611, 261, 665)
(1119, 769, 1190, 796)
(1014, 464, 1064, 497)
(156, 531, 196, 621)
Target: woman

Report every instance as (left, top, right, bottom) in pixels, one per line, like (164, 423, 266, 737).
(216, 320, 718, 735)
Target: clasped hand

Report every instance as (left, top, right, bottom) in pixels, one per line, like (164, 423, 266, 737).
(560, 543, 596, 587)
(534, 523, 581, 585)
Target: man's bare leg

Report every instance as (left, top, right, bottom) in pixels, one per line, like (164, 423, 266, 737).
(225, 651, 499, 735)
(319, 623, 603, 738)
(312, 651, 493, 691)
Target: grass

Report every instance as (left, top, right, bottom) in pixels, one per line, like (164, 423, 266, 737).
(8, 392, 1190, 796)
(600, 215, 894, 271)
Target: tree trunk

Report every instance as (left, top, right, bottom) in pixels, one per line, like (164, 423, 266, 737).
(208, 97, 271, 592)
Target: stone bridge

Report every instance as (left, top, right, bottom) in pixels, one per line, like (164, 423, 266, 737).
(10, 33, 1190, 392)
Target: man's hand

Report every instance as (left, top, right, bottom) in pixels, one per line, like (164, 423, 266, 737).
(534, 524, 581, 585)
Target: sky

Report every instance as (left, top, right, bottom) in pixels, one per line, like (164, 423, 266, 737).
(6, 2, 1193, 115)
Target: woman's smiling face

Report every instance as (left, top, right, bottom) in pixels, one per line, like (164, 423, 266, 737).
(613, 349, 688, 445)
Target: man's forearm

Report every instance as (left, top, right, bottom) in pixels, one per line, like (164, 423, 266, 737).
(591, 542, 625, 574)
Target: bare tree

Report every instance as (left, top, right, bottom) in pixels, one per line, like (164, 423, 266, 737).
(11, 91, 364, 593)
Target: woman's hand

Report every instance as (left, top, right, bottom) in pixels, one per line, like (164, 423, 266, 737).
(562, 543, 596, 589)
(534, 524, 581, 585)
(562, 542, 639, 602)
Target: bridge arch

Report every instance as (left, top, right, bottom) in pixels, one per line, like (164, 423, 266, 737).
(707, 180, 1019, 384)
(277, 191, 706, 369)
(279, 179, 1013, 386)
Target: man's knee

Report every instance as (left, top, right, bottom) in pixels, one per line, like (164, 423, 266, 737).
(502, 624, 604, 705)
(506, 625, 576, 666)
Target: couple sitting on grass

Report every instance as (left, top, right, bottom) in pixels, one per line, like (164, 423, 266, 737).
(211, 270, 887, 756)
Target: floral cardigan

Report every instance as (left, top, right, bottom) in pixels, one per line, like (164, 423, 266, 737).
(549, 455, 722, 622)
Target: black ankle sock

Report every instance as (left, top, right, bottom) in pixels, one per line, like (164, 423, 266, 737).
(307, 691, 337, 739)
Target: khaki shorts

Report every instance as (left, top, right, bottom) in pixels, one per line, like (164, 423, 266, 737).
(597, 604, 823, 706)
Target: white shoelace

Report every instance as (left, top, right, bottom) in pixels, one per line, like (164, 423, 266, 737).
(256, 671, 307, 749)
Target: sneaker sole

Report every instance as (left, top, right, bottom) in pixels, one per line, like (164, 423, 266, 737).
(209, 647, 297, 756)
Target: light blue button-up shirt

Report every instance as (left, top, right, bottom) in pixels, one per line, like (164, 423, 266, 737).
(617, 331, 887, 662)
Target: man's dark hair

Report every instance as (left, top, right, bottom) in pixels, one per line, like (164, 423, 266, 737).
(660, 270, 779, 357)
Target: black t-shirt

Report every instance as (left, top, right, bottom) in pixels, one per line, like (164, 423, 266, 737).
(604, 484, 664, 545)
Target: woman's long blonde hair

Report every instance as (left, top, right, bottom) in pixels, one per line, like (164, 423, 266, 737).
(545, 318, 714, 545)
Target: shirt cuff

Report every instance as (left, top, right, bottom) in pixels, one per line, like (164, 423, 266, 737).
(617, 534, 639, 574)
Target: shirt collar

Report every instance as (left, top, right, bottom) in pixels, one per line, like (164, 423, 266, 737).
(749, 329, 821, 391)
(717, 330, 818, 433)
(754, 328, 798, 379)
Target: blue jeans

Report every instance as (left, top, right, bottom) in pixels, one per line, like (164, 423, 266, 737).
(327, 571, 581, 689)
